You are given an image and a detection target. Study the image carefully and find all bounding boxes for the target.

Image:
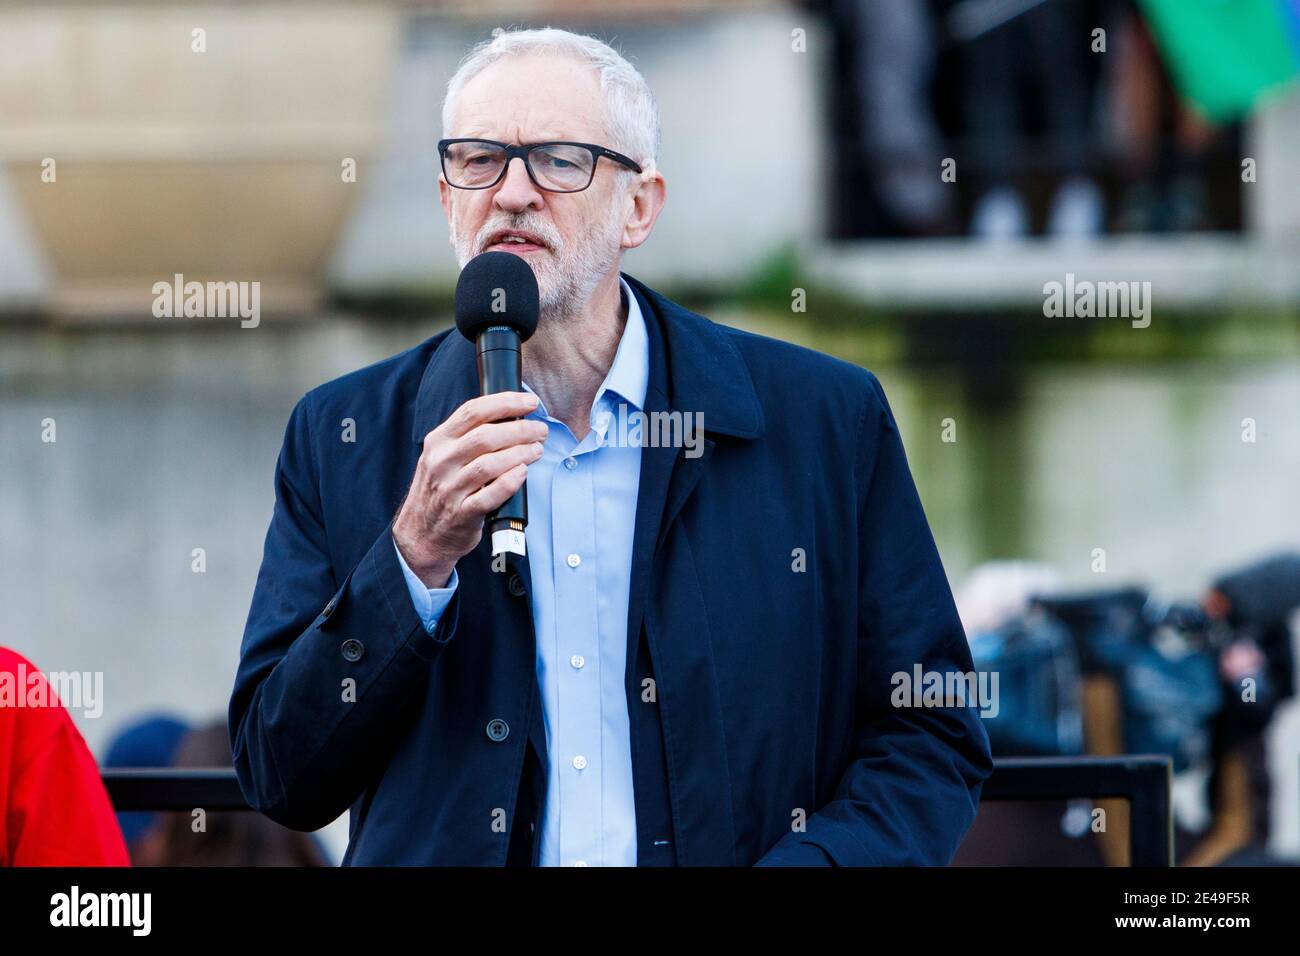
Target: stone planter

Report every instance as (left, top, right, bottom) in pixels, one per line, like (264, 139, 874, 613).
(0, 2, 399, 319)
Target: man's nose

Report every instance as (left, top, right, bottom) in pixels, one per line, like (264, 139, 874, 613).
(493, 156, 544, 213)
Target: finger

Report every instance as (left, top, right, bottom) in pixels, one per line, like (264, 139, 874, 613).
(454, 442, 544, 495)
(456, 418, 549, 460)
(441, 391, 539, 438)
(462, 463, 528, 515)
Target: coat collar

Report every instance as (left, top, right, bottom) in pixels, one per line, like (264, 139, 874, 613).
(410, 272, 765, 444)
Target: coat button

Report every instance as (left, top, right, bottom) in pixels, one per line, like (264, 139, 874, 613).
(508, 574, 526, 597)
(486, 718, 509, 742)
(322, 595, 339, 618)
(340, 639, 364, 662)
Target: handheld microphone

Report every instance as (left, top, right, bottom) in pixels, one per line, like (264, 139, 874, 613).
(454, 251, 540, 559)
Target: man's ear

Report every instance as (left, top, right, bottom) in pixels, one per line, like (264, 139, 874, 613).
(438, 175, 452, 221)
(622, 160, 666, 251)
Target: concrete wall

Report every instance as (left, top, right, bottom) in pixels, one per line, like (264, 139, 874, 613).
(0, 7, 828, 310)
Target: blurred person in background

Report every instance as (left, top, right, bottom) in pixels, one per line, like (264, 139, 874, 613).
(102, 712, 190, 864)
(1107, 5, 1219, 232)
(953, 563, 1109, 866)
(958, 0, 1105, 239)
(0, 646, 129, 866)
(1034, 553, 1298, 866)
(137, 720, 328, 867)
(1067, 592, 1224, 866)
(851, 0, 957, 236)
(1108, 0, 1300, 232)
(957, 552, 1299, 866)
(1188, 553, 1300, 866)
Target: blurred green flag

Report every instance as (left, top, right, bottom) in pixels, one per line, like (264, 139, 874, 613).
(1138, 0, 1300, 120)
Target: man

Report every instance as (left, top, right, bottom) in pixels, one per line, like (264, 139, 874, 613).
(230, 27, 992, 866)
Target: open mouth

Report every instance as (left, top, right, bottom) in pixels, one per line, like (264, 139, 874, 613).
(484, 230, 548, 254)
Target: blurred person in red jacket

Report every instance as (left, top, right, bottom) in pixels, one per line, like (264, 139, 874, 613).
(0, 647, 129, 866)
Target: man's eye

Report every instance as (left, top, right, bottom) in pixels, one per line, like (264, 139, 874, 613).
(536, 152, 577, 169)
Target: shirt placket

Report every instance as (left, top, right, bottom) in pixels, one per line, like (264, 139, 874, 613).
(551, 439, 602, 866)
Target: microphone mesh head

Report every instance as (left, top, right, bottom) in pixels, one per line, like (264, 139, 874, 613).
(454, 251, 541, 342)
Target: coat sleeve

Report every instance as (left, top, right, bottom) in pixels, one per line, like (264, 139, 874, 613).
(228, 393, 461, 831)
(757, 372, 993, 865)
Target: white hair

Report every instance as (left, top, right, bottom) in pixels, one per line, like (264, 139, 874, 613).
(441, 27, 661, 168)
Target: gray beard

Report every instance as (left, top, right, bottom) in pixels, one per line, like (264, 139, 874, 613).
(541, 211, 626, 324)
(451, 201, 626, 328)
(538, 255, 616, 325)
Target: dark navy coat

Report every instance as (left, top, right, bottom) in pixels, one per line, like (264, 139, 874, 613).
(229, 274, 992, 865)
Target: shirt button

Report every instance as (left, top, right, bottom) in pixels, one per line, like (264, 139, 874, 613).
(563, 456, 577, 470)
(570, 654, 585, 670)
(566, 553, 581, 568)
(486, 719, 509, 742)
(572, 755, 587, 770)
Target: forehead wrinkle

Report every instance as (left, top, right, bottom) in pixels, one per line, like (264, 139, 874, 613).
(451, 54, 608, 145)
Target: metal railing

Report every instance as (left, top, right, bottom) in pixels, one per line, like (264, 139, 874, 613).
(102, 754, 1173, 865)
(979, 755, 1172, 866)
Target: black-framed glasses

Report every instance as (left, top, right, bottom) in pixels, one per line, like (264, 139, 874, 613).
(438, 138, 643, 193)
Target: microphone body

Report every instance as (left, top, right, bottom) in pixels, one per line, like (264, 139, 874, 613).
(454, 251, 541, 560)
(477, 326, 528, 558)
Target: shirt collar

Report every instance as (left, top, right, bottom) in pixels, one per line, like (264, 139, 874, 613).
(410, 273, 765, 447)
(597, 275, 649, 413)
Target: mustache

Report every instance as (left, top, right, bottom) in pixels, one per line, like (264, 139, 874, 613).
(473, 216, 562, 254)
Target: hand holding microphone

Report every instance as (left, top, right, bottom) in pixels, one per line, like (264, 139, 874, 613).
(392, 252, 542, 586)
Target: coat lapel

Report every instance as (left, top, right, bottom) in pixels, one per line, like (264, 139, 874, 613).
(621, 275, 764, 864)
(409, 329, 547, 782)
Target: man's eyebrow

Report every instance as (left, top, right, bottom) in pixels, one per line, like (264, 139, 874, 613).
(456, 130, 582, 143)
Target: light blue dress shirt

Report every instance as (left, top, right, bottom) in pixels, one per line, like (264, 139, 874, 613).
(394, 276, 647, 867)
